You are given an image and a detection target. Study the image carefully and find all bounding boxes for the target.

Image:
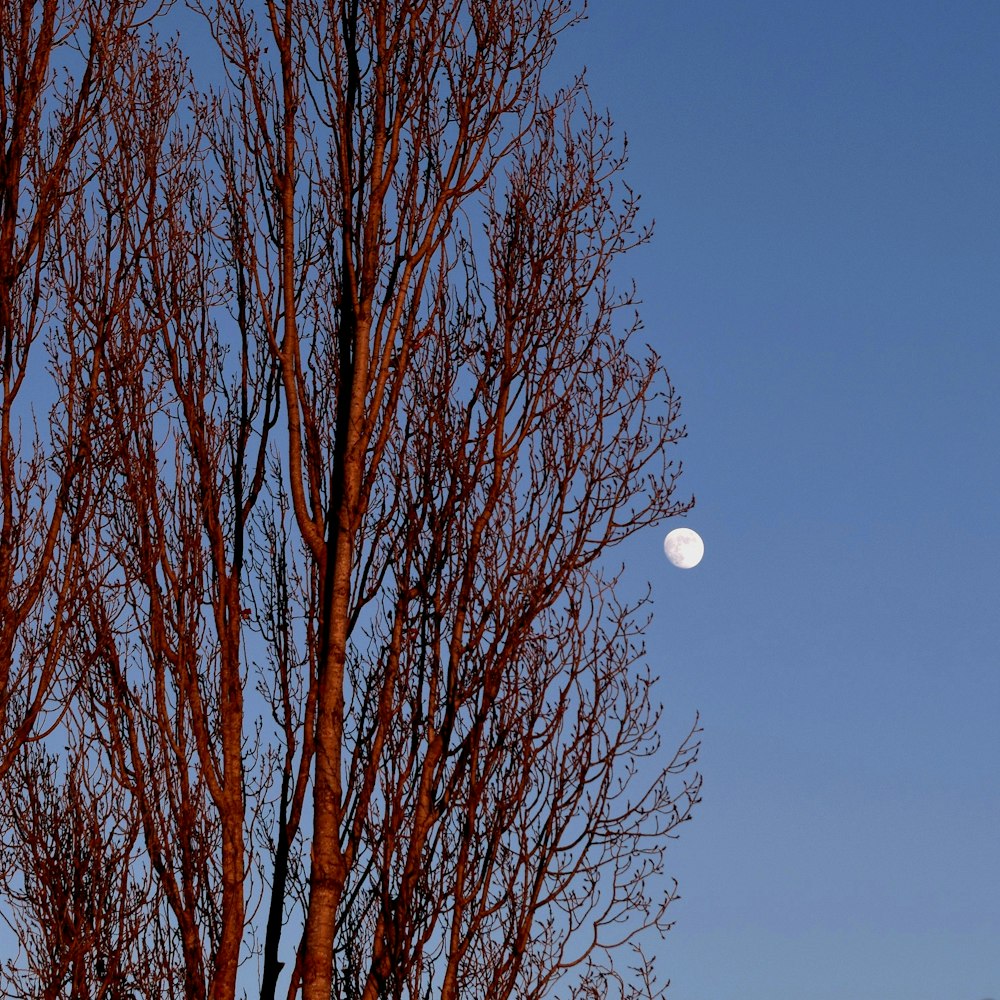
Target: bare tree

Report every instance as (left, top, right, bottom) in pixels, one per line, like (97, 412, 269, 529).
(0, 0, 147, 781)
(201, 2, 700, 997)
(1, 2, 701, 999)
(76, 35, 281, 1000)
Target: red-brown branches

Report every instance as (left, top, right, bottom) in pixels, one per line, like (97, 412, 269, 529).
(0, 4, 700, 999)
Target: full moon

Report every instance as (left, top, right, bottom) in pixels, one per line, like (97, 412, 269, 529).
(663, 527, 704, 569)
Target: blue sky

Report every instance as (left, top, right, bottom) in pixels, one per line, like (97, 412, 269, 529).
(553, 3, 999, 998)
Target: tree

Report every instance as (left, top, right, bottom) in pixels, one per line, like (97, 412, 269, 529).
(0, 2, 701, 999)
(0, 0, 145, 783)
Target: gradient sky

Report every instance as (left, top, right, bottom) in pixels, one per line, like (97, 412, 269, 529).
(550, 3, 1000, 998)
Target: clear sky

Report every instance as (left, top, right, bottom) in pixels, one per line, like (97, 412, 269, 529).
(553, 3, 999, 998)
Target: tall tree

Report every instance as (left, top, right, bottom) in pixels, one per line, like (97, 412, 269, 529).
(0, 0, 143, 781)
(0, 2, 701, 998)
(79, 35, 280, 1000)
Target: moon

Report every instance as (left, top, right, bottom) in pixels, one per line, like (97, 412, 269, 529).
(663, 527, 704, 569)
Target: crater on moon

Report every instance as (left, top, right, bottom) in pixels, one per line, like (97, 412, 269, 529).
(663, 527, 704, 569)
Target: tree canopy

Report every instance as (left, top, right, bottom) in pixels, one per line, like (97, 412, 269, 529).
(0, 2, 700, 997)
